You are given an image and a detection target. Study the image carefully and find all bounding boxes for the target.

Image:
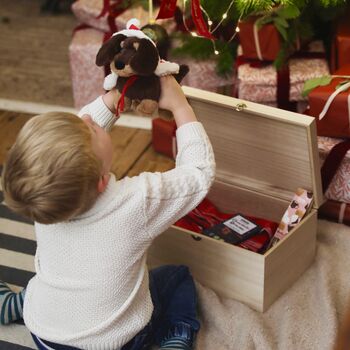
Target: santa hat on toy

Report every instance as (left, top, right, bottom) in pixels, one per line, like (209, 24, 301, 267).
(113, 18, 180, 77)
(113, 19, 156, 44)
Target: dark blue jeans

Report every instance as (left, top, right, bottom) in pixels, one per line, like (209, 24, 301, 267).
(31, 265, 200, 350)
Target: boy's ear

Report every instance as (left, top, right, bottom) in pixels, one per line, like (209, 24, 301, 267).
(130, 39, 159, 75)
(96, 34, 127, 67)
(97, 174, 110, 193)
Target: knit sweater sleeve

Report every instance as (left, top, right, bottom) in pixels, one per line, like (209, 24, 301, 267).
(78, 96, 117, 131)
(138, 121, 216, 239)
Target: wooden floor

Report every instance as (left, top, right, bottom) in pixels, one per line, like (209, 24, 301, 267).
(0, 0, 76, 106)
(0, 110, 175, 177)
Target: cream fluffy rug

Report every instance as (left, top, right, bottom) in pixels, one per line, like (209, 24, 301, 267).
(1, 218, 349, 349)
(195, 219, 350, 350)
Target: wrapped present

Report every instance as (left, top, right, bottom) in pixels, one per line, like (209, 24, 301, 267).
(319, 199, 350, 226)
(309, 64, 350, 138)
(263, 101, 308, 113)
(69, 27, 106, 109)
(152, 118, 177, 159)
(238, 17, 282, 62)
(237, 41, 329, 108)
(318, 136, 350, 203)
(72, 0, 142, 32)
(71, 0, 175, 34)
(330, 16, 350, 73)
(172, 56, 235, 94)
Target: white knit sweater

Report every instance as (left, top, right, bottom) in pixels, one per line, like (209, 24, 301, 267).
(23, 96, 216, 350)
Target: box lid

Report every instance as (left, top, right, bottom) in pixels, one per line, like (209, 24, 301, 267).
(183, 87, 324, 209)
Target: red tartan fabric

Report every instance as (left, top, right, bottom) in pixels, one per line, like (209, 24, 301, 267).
(175, 198, 278, 253)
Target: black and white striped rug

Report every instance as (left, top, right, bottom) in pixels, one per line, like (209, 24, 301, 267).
(0, 167, 37, 349)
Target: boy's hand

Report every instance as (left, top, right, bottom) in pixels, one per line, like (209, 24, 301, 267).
(159, 76, 197, 127)
(102, 89, 120, 115)
(158, 76, 189, 114)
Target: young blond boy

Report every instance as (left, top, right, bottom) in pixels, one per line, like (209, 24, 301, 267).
(0, 76, 215, 350)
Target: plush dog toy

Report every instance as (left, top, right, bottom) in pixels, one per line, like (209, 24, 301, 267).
(96, 19, 189, 116)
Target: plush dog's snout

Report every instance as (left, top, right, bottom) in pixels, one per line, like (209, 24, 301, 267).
(115, 60, 125, 70)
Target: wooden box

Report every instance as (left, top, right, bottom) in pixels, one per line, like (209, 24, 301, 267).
(147, 87, 323, 312)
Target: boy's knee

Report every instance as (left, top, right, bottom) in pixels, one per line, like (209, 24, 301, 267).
(151, 265, 190, 279)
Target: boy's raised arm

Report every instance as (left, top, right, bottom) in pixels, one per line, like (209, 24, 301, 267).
(138, 76, 216, 239)
(78, 89, 119, 131)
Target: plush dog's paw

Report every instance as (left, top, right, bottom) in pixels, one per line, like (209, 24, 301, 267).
(135, 99, 158, 116)
(103, 73, 118, 90)
(123, 97, 132, 111)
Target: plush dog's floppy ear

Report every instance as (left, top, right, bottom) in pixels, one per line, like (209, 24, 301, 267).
(96, 34, 127, 66)
(130, 39, 159, 76)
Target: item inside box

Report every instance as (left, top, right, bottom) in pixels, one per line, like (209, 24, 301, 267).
(175, 187, 313, 254)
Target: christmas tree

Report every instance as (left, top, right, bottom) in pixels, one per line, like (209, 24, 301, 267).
(167, 0, 349, 76)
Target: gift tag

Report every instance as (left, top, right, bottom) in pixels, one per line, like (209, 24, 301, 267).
(203, 214, 262, 245)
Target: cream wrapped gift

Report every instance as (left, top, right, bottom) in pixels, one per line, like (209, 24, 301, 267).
(71, 0, 174, 33)
(173, 57, 235, 95)
(69, 27, 106, 109)
(237, 42, 329, 106)
(148, 87, 324, 312)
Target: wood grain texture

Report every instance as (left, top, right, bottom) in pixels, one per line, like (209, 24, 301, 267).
(0, 0, 76, 106)
(0, 110, 173, 179)
(0, 110, 32, 164)
(183, 86, 323, 208)
(263, 210, 318, 310)
(147, 226, 266, 311)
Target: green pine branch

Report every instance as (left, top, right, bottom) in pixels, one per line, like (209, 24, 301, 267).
(168, 0, 349, 75)
(171, 34, 237, 76)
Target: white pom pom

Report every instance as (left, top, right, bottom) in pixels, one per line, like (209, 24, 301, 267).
(127, 18, 141, 29)
(155, 60, 180, 77)
(103, 73, 118, 91)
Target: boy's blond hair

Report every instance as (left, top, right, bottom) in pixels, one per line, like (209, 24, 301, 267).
(1, 112, 102, 224)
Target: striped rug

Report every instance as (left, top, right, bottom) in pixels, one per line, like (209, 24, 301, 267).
(0, 167, 37, 349)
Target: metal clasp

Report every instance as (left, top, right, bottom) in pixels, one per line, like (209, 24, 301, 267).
(191, 235, 202, 241)
(235, 103, 247, 111)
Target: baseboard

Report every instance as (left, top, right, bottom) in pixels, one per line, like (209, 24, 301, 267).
(0, 98, 152, 130)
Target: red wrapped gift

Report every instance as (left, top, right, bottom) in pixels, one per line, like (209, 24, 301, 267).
(238, 17, 281, 62)
(152, 118, 177, 159)
(330, 16, 350, 73)
(319, 199, 350, 226)
(309, 64, 350, 138)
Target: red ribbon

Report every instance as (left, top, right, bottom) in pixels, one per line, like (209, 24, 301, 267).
(97, 0, 111, 18)
(97, 0, 125, 19)
(157, 0, 213, 39)
(276, 64, 293, 110)
(115, 76, 139, 116)
(156, 0, 178, 19)
(96, 0, 128, 33)
(191, 0, 214, 39)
